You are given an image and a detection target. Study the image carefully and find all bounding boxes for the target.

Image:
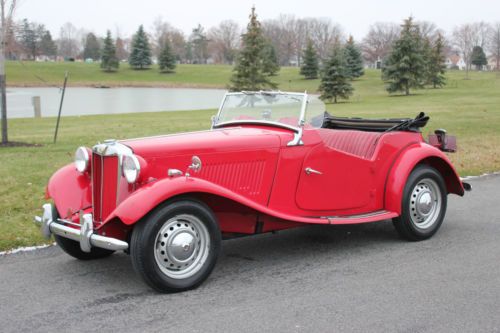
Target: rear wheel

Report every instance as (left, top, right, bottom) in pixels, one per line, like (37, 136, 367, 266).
(393, 166, 447, 241)
(130, 199, 221, 293)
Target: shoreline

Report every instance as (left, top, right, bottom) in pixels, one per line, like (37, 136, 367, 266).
(7, 82, 228, 89)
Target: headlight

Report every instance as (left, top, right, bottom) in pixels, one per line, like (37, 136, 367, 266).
(122, 155, 141, 184)
(75, 147, 90, 173)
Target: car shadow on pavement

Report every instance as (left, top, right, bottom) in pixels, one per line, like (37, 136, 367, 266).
(48, 219, 402, 295)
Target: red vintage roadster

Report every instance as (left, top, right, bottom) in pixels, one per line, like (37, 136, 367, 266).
(36, 91, 470, 292)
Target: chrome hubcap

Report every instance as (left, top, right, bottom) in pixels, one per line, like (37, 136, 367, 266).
(154, 214, 210, 279)
(409, 178, 442, 229)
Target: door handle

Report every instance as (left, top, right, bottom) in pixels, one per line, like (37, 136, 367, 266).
(305, 167, 322, 175)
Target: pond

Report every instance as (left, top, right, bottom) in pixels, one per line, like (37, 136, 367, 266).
(6, 87, 227, 119)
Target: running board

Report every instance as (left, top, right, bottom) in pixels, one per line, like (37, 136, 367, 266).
(322, 210, 398, 225)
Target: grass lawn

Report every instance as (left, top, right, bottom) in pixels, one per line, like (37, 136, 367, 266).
(1, 64, 499, 251)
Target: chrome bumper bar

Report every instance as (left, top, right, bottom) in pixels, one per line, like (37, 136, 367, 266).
(34, 204, 128, 253)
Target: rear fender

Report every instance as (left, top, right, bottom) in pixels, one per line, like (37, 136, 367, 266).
(385, 143, 464, 214)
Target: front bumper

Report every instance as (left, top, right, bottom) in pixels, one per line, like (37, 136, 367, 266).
(34, 204, 128, 253)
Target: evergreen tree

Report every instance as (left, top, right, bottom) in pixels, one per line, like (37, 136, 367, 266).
(382, 17, 425, 95)
(39, 31, 57, 58)
(159, 39, 176, 73)
(229, 7, 277, 91)
(344, 36, 364, 79)
(129, 25, 152, 69)
(189, 24, 209, 64)
(262, 42, 280, 76)
(427, 33, 446, 88)
(19, 19, 37, 60)
(319, 48, 353, 103)
(83, 32, 101, 60)
(300, 40, 319, 79)
(421, 36, 433, 81)
(100, 30, 119, 72)
(471, 46, 487, 70)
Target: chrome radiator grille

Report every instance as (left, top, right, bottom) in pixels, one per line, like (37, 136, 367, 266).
(92, 153, 119, 222)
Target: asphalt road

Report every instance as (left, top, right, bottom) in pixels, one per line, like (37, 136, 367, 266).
(1, 175, 499, 333)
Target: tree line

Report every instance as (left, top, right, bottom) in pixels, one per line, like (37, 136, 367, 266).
(7, 16, 500, 74)
(230, 9, 449, 102)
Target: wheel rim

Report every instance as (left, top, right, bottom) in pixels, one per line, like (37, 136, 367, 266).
(154, 214, 210, 279)
(409, 178, 442, 230)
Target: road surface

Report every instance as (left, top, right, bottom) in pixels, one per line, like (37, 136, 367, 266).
(1, 175, 499, 332)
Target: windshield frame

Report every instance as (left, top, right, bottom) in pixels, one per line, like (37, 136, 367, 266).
(212, 91, 308, 133)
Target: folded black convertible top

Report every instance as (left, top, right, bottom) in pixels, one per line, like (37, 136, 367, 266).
(321, 112, 429, 132)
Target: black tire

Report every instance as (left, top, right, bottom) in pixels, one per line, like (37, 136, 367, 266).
(392, 165, 447, 241)
(54, 235, 115, 260)
(130, 199, 221, 293)
(52, 205, 115, 260)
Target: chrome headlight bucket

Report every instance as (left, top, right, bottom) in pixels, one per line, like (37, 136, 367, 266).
(122, 154, 141, 184)
(75, 147, 90, 173)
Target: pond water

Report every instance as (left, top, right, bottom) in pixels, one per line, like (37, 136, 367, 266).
(6, 87, 227, 118)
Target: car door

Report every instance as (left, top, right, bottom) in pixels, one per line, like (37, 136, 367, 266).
(295, 129, 379, 213)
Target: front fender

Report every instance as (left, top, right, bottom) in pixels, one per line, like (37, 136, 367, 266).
(47, 164, 92, 219)
(385, 143, 464, 214)
(105, 176, 329, 225)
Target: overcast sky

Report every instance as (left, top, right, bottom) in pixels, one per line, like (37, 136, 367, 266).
(15, 0, 500, 39)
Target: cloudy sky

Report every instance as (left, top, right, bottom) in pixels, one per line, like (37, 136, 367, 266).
(15, 0, 499, 39)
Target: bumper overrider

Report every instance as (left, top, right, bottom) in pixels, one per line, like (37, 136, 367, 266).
(34, 203, 128, 252)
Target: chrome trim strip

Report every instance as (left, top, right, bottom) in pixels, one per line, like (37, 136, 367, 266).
(321, 210, 391, 219)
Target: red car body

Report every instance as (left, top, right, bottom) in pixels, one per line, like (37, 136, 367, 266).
(37, 91, 467, 292)
(47, 123, 464, 238)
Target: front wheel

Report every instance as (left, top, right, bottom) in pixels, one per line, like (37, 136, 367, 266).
(393, 166, 447, 241)
(130, 199, 221, 293)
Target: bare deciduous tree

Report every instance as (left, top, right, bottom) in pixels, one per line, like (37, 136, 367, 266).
(307, 18, 343, 61)
(262, 15, 297, 65)
(207, 20, 240, 64)
(58, 22, 81, 59)
(489, 22, 500, 71)
(362, 22, 400, 66)
(452, 22, 491, 77)
(1, 0, 17, 144)
(471, 21, 491, 49)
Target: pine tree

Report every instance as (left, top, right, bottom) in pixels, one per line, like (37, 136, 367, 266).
(129, 25, 152, 70)
(100, 30, 119, 72)
(471, 46, 487, 70)
(83, 32, 100, 61)
(262, 42, 280, 76)
(300, 40, 319, 79)
(19, 19, 37, 60)
(344, 36, 364, 79)
(382, 17, 425, 95)
(228, 6, 277, 91)
(159, 39, 176, 73)
(319, 48, 353, 103)
(39, 31, 57, 59)
(427, 33, 446, 88)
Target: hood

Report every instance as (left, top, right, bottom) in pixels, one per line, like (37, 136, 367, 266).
(120, 126, 285, 158)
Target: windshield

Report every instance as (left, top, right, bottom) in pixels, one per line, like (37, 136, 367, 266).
(214, 92, 326, 129)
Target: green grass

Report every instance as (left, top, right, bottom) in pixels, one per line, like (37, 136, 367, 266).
(1, 64, 500, 251)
